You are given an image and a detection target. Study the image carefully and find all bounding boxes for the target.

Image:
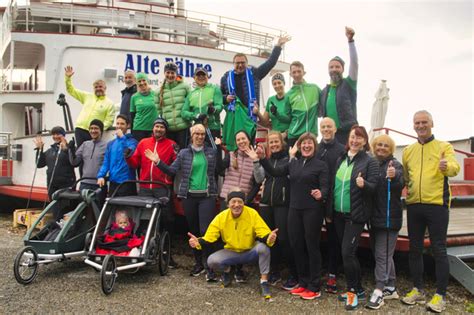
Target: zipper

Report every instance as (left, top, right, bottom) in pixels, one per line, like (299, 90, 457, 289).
(90, 141, 96, 159)
(282, 186, 286, 203)
(150, 141, 158, 189)
(199, 88, 202, 114)
(300, 85, 309, 133)
(170, 84, 177, 127)
(340, 159, 351, 213)
(270, 159, 277, 206)
(419, 145, 423, 203)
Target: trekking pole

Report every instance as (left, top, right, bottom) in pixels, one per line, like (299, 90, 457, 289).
(26, 145, 42, 211)
(385, 160, 393, 282)
(43, 145, 61, 210)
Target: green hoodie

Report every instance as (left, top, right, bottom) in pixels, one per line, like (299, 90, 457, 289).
(287, 81, 321, 139)
(181, 83, 223, 131)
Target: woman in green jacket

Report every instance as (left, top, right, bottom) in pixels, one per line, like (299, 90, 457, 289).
(155, 62, 191, 149)
(254, 73, 291, 138)
(130, 72, 158, 142)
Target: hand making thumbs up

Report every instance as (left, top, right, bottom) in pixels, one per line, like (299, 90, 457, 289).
(188, 232, 199, 248)
(439, 152, 448, 172)
(356, 172, 365, 188)
(268, 228, 278, 244)
(386, 160, 395, 179)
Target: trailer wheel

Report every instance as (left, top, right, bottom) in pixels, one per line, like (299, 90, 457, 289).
(101, 254, 117, 295)
(13, 246, 39, 285)
(158, 231, 170, 276)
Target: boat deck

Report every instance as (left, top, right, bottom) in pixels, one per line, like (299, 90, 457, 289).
(1, 184, 473, 252)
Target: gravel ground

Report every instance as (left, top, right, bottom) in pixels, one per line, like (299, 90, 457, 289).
(1, 213, 472, 314)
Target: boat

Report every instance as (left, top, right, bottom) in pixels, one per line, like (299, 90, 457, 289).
(0, 0, 289, 193)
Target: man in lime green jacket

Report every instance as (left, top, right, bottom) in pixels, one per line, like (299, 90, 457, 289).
(64, 65, 116, 148)
(286, 61, 321, 147)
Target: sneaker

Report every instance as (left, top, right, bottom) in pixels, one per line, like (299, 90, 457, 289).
(261, 281, 272, 299)
(221, 271, 232, 287)
(290, 287, 307, 296)
(345, 291, 359, 310)
(234, 268, 246, 283)
(205, 269, 218, 282)
(366, 291, 384, 310)
(401, 288, 426, 305)
(426, 294, 446, 313)
(325, 277, 337, 294)
(282, 277, 299, 291)
(189, 264, 205, 277)
(268, 272, 282, 286)
(300, 290, 321, 300)
(338, 290, 366, 301)
(168, 256, 179, 269)
(382, 287, 399, 300)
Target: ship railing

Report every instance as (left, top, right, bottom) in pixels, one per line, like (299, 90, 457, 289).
(374, 127, 474, 158)
(8, 1, 287, 57)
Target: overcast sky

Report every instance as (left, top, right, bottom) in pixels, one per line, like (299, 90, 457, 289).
(1, 0, 472, 144)
(186, 0, 473, 144)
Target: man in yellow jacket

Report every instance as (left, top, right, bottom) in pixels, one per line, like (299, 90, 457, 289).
(64, 65, 116, 148)
(188, 189, 278, 299)
(401, 110, 460, 313)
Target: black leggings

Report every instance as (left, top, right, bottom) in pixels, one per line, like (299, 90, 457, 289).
(167, 129, 189, 150)
(407, 203, 449, 295)
(131, 130, 152, 143)
(333, 212, 365, 292)
(326, 220, 342, 276)
(259, 205, 297, 278)
(181, 196, 217, 268)
(288, 207, 324, 292)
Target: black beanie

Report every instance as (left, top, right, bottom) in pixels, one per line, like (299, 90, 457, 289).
(90, 119, 104, 133)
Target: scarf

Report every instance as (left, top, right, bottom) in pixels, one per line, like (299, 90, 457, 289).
(226, 68, 257, 122)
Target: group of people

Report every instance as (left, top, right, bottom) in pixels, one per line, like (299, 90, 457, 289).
(32, 26, 460, 313)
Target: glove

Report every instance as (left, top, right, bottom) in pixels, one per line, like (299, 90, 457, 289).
(68, 138, 76, 150)
(207, 105, 215, 114)
(123, 148, 132, 159)
(270, 102, 277, 116)
(195, 113, 207, 123)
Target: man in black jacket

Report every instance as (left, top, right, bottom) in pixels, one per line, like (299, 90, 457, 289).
(34, 126, 76, 200)
(120, 70, 137, 120)
(315, 117, 346, 294)
(319, 27, 358, 145)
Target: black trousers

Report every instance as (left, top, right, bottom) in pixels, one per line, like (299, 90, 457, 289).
(74, 127, 91, 149)
(407, 203, 450, 295)
(131, 130, 151, 143)
(259, 205, 297, 278)
(181, 196, 216, 268)
(335, 129, 349, 146)
(333, 212, 365, 292)
(288, 207, 324, 292)
(326, 220, 342, 276)
(167, 129, 189, 150)
(109, 181, 137, 197)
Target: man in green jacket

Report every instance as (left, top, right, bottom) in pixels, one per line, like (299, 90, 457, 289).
(286, 61, 321, 147)
(64, 65, 116, 148)
(182, 67, 223, 139)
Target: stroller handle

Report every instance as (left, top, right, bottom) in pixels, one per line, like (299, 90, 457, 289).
(110, 180, 170, 199)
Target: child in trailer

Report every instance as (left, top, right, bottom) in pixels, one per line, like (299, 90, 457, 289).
(43, 211, 74, 241)
(96, 210, 143, 256)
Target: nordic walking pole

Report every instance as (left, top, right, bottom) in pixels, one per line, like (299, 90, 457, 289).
(385, 160, 393, 282)
(26, 136, 43, 211)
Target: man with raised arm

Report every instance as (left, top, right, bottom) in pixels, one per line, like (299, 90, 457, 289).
(220, 35, 291, 151)
(64, 65, 116, 148)
(319, 27, 358, 145)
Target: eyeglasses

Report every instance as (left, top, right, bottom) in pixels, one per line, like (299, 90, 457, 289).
(194, 132, 206, 136)
(234, 62, 246, 65)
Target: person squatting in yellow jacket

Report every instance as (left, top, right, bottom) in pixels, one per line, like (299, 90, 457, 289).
(188, 189, 278, 299)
